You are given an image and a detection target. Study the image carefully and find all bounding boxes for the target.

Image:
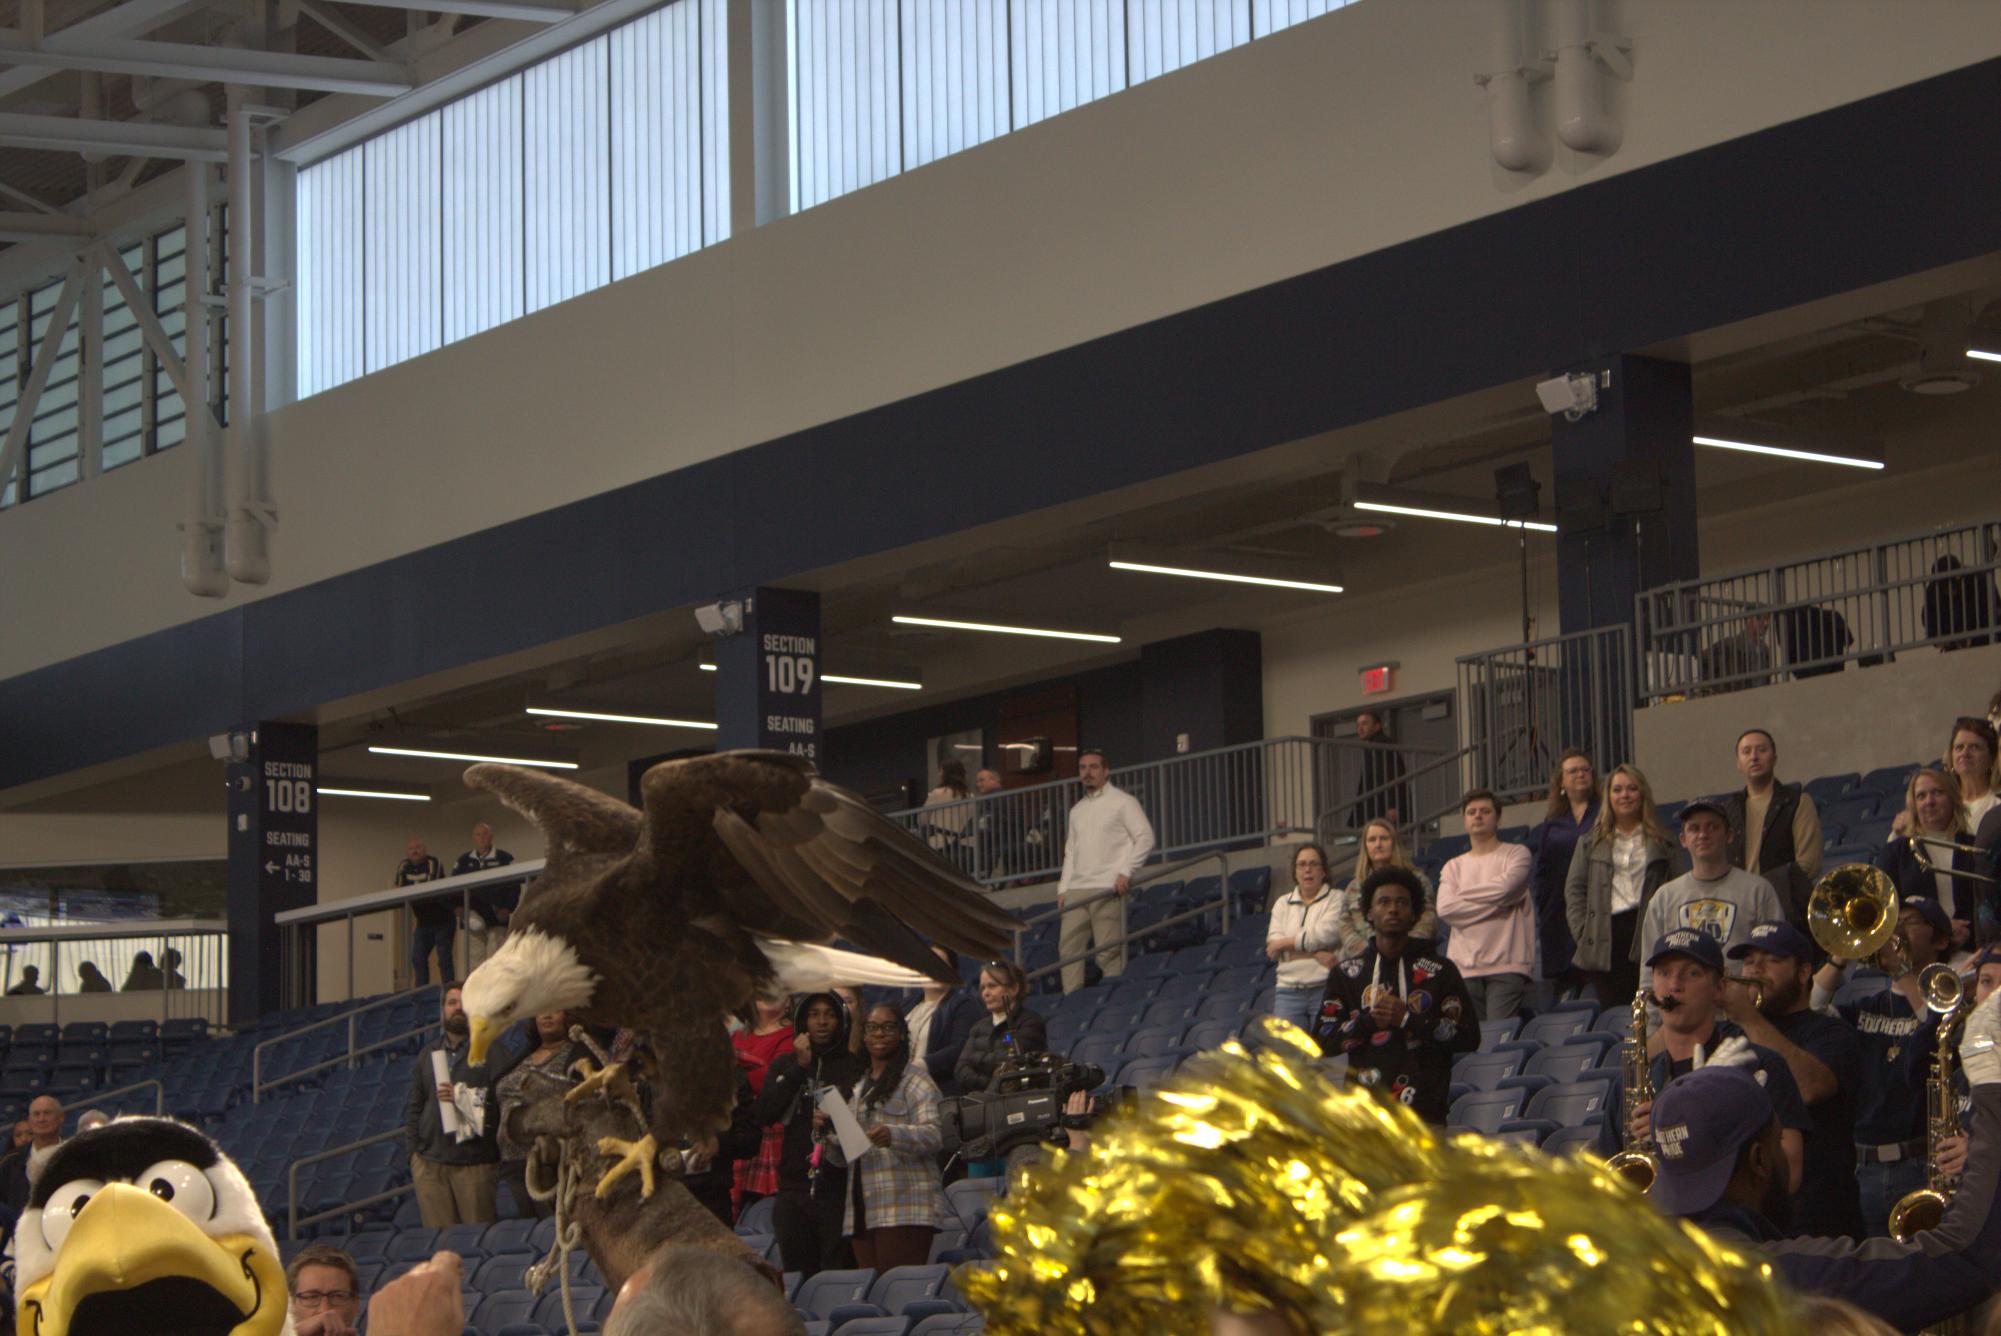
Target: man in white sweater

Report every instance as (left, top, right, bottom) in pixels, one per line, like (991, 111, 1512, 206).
(1058, 749, 1157, 994)
(1435, 789, 1535, 1022)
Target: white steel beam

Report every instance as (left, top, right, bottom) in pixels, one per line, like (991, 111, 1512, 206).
(0, 31, 412, 96)
(0, 263, 83, 498)
(0, 0, 207, 99)
(99, 242, 193, 409)
(294, 0, 394, 63)
(330, 0, 575, 22)
(0, 211, 89, 242)
(0, 111, 232, 161)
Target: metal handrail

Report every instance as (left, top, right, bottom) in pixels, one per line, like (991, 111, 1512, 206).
(257, 1024, 441, 1103)
(1315, 743, 1480, 842)
(1018, 851, 1231, 986)
(63, 1078, 164, 1128)
(253, 983, 441, 1102)
(286, 1126, 411, 1240)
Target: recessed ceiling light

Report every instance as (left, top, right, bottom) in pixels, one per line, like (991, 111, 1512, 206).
(1691, 434, 1884, 471)
(317, 787, 431, 802)
(1352, 500, 1558, 533)
(368, 746, 579, 770)
(525, 707, 717, 730)
(891, 615, 1122, 644)
(1107, 560, 1344, 594)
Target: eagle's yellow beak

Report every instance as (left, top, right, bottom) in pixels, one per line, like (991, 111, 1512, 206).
(17, 1182, 284, 1336)
(468, 1014, 497, 1066)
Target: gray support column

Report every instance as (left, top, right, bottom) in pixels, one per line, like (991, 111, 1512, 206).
(257, 145, 297, 411)
(728, 0, 790, 236)
(713, 587, 823, 763)
(227, 721, 319, 1020)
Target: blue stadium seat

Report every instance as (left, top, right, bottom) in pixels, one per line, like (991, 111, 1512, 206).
(1068, 1033, 1124, 1071)
(530, 1287, 602, 1329)
(1193, 990, 1255, 1024)
(927, 1229, 967, 1262)
(1492, 1122, 1548, 1146)
(1182, 1018, 1243, 1051)
(1847, 818, 1896, 848)
(1155, 968, 1219, 1001)
(868, 1264, 948, 1315)
(1229, 866, 1273, 913)
(1541, 1123, 1605, 1157)
(944, 1178, 1002, 1232)
(1447, 1052, 1524, 1093)
(1123, 1025, 1186, 1060)
(1476, 1016, 1522, 1050)
(1138, 998, 1200, 1029)
(1820, 794, 1880, 827)
(1523, 1079, 1617, 1129)
(1447, 1088, 1526, 1134)
(795, 1269, 877, 1322)
(1804, 772, 1860, 805)
(1518, 1011, 1593, 1047)
(910, 1316, 985, 1335)
(472, 1255, 531, 1293)
(1117, 1054, 1187, 1092)
(1858, 763, 1922, 795)
(737, 1193, 777, 1236)
(471, 1294, 536, 1330)
(832, 1320, 911, 1336)
(1090, 1003, 1151, 1034)
(386, 1228, 441, 1262)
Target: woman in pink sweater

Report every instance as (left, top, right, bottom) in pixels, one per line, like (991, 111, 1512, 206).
(1435, 789, 1535, 1021)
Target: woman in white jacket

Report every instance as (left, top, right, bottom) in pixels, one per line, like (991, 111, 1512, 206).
(1266, 843, 1345, 1032)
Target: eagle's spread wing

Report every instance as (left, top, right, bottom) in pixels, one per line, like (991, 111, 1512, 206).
(640, 751, 1017, 983)
(463, 763, 643, 862)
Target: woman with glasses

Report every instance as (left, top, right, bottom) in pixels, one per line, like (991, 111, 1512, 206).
(820, 1004, 945, 1271)
(1329, 820, 1436, 960)
(1266, 843, 1343, 1032)
(953, 959, 1047, 1096)
(287, 1243, 363, 1336)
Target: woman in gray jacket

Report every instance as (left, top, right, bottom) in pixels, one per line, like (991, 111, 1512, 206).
(1565, 763, 1677, 1007)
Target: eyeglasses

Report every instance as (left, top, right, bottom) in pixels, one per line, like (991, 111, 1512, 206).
(1294, 859, 1325, 869)
(862, 1022, 901, 1036)
(291, 1290, 358, 1308)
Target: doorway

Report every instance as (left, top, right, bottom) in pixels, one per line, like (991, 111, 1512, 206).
(1312, 691, 1458, 841)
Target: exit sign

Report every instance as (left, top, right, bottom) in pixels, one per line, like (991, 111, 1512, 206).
(1360, 663, 1396, 695)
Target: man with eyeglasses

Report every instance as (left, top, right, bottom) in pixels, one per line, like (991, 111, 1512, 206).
(288, 1242, 364, 1336)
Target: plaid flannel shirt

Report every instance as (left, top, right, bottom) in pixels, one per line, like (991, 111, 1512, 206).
(828, 1065, 945, 1233)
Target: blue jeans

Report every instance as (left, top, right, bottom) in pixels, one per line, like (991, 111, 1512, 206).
(412, 922, 455, 986)
(1272, 985, 1324, 1038)
(1855, 1155, 1926, 1238)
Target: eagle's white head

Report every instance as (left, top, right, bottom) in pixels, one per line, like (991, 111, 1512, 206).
(461, 927, 599, 1065)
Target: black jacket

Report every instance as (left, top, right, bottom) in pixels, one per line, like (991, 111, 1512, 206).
(680, 1069, 761, 1204)
(1316, 938, 1479, 1125)
(755, 1043, 867, 1192)
(1724, 781, 1812, 922)
(953, 1006, 1049, 1095)
(914, 991, 981, 1098)
(404, 1029, 526, 1166)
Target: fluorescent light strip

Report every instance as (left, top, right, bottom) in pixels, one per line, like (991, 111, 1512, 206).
(1691, 434, 1884, 471)
(368, 746, 579, 770)
(1352, 500, 1558, 533)
(892, 615, 1122, 644)
(526, 707, 717, 730)
(694, 663, 919, 690)
(1108, 559, 1344, 594)
(1967, 348, 2001, 364)
(317, 787, 431, 802)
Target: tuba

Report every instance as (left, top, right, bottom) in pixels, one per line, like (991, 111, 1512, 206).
(1887, 966, 1966, 1244)
(1605, 986, 1659, 1191)
(1807, 864, 1900, 961)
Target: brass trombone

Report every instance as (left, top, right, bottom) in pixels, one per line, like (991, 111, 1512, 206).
(1909, 834, 2000, 887)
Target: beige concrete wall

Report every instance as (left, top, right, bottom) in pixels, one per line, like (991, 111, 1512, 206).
(6, 0, 1999, 681)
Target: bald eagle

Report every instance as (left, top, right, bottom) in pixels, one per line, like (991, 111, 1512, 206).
(460, 750, 1016, 1197)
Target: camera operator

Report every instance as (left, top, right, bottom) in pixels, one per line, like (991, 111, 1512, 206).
(953, 960, 1048, 1096)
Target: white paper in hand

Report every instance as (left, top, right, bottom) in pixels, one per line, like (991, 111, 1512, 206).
(431, 1050, 462, 1135)
(817, 1086, 876, 1162)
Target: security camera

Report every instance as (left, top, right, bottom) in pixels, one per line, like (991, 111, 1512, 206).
(693, 600, 745, 637)
(1536, 372, 1600, 421)
(208, 731, 251, 763)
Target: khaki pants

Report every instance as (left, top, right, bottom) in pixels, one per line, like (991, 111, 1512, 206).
(411, 1155, 497, 1227)
(1059, 891, 1125, 994)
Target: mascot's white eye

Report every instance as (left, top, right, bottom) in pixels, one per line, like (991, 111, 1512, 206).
(137, 1159, 216, 1224)
(40, 1178, 105, 1250)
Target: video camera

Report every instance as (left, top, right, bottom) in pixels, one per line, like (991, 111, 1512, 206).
(936, 1052, 1105, 1160)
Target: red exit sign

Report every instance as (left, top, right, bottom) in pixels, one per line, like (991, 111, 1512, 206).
(1360, 664, 1396, 695)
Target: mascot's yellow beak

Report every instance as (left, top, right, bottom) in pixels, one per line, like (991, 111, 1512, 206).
(468, 1014, 497, 1066)
(18, 1183, 285, 1336)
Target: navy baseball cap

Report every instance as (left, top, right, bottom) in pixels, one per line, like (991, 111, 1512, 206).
(1727, 920, 1812, 963)
(1645, 928, 1725, 975)
(1649, 1065, 1776, 1216)
(1902, 896, 1953, 941)
(1677, 799, 1732, 830)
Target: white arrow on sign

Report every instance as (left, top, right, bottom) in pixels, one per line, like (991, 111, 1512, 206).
(263, 860, 280, 875)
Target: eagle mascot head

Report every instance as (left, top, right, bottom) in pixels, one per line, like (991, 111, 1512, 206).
(14, 1117, 292, 1336)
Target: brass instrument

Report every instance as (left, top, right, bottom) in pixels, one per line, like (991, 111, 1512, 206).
(1910, 834, 2000, 887)
(1888, 965, 1965, 1246)
(1807, 864, 1900, 961)
(1605, 986, 1659, 1191)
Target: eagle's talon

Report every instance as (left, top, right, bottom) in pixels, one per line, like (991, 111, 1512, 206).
(567, 1058, 627, 1102)
(594, 1132, 660, 1200)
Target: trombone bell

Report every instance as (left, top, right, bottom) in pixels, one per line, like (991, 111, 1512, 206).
(1917, 962, 1963, 1015)
(1807, 864, 1901, 961)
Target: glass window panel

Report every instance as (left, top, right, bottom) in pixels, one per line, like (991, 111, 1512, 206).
(1127, 0, 1251, 84)
(525, 36, 612, 313)
(102, 435, 144, 470)
(298, 145, 365, 395)
(1012, 0, 1128, 129)
(155, 416, 186, 450)
(611, 4, 707, 280)
(1252, 0, 1342, 37)
(364, 111, 445, 373)
(28, 458, 78, 496)
(790, 0, 902, 210)
(442, 75, 524, 344)
(700, 0, 729, 244)
(902, 0, 1008, 170)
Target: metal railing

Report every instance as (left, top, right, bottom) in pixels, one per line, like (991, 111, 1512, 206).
(272, 860, 543, 1010)
(63, 1078, 165, 1128)
(888, 736, 1443, 887)
(0, 919, 230, 1028)
(1458, 624, 1634, 805)
(287, 1126, 412, 1240)
(1315, 743, 1481, 847)
(253, 984, 442, 1103)
(1014, 851, 1232, 989)
(1636, 518, 2001, 703)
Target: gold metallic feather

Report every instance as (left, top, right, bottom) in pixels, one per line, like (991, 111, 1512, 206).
(961, 1019, 1796, 1336)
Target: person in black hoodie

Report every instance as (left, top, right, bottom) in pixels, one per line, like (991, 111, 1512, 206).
(953, 959, 1048, 1095)
(753, 991, 865, 1278)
